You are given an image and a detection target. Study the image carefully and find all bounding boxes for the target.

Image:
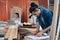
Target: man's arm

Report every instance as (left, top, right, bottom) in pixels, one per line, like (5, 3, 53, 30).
(36, 22, 40, 33)
(36, 26, 51, 36)
(32, 22, 40, 35)
(40, 26, 51, 33)
(39, 11, 53, 33)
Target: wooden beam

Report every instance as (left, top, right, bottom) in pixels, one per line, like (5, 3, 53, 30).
(0, 29, 6, 33)
(50, 0, 59, 40)
(0, 28, 8, 33)
(55, 18, 60, 40)
(19, 28, 37, 33)
(4, 28, 11, 40)
(18, 31, 20, 40)
(4, 25, 18, 40)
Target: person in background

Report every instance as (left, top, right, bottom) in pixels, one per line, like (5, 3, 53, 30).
(11, 13, 21, 25)
(29, 2, 53, 36)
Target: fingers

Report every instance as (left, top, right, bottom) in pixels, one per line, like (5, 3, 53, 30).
(35, 32, 43, 37)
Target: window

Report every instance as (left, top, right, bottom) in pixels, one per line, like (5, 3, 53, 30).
(49, 0, 54, 6)
(49, 0, 60, 6)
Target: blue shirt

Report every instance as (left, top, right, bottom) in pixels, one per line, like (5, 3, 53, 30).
(36, 7, 53, 29)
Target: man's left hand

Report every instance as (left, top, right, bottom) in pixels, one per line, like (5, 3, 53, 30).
(36, 32, 43, 37)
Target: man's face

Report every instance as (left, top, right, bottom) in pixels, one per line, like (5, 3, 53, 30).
(32, 8, 41, 17)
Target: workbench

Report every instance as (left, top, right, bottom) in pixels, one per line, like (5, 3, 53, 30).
(0, 25, 37, 40)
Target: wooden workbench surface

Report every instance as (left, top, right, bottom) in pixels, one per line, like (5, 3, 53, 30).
(0, 25, 37, 40)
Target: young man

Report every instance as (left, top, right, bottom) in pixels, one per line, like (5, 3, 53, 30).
(11, 13, 21, 25)
(29, 2, 53, 36)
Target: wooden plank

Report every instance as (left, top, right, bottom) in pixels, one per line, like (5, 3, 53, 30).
(4, 25, 18, 40)
(50, 0, 59, 40)
(0, 27, 8, 33)
(56, 18, 60, 40)
(8, 28, 18, 40)
(7, 29, 13, 40)
(19, 28, 37, 33)
(4, 27, 11, 40)
(0, 29, 6, 33)
(12, 28, 18, 40)
(17, 32, 20, 40)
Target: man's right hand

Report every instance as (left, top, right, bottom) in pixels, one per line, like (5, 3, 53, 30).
(31, 31, 37, 35)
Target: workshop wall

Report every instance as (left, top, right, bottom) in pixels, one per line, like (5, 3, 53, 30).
(0, 0, 48, 22)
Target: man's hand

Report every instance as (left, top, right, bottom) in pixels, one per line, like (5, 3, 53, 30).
(36, 32, 43, 37)
(31, 31, 38, 35)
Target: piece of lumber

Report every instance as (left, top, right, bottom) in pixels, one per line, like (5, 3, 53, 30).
(0, 27, 8, 33)
(4, 28, 12, 40)
(50, 0, 59, 40)
(17, 32, 20, 40)
(0, 29, 6, 33)
(56, 19, 60, 40)
(4, 25, 18, 40)
(19, 28, 37, 33)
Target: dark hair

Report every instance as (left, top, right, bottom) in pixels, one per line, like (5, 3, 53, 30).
(29, 15, 32, 18)
(29, 6, 38, 13)
(30, 2, 38, 7)
(29, 2, 38, 13)
(15, 13, 19, 18)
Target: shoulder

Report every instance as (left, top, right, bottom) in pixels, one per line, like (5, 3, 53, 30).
(40, 7, 53, 14)
(42, 8, 53, 16)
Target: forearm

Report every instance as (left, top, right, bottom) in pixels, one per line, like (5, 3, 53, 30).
(36, 25, 40, 33)
(42, 26, 51, 32)
(35, 22, 40, 33)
